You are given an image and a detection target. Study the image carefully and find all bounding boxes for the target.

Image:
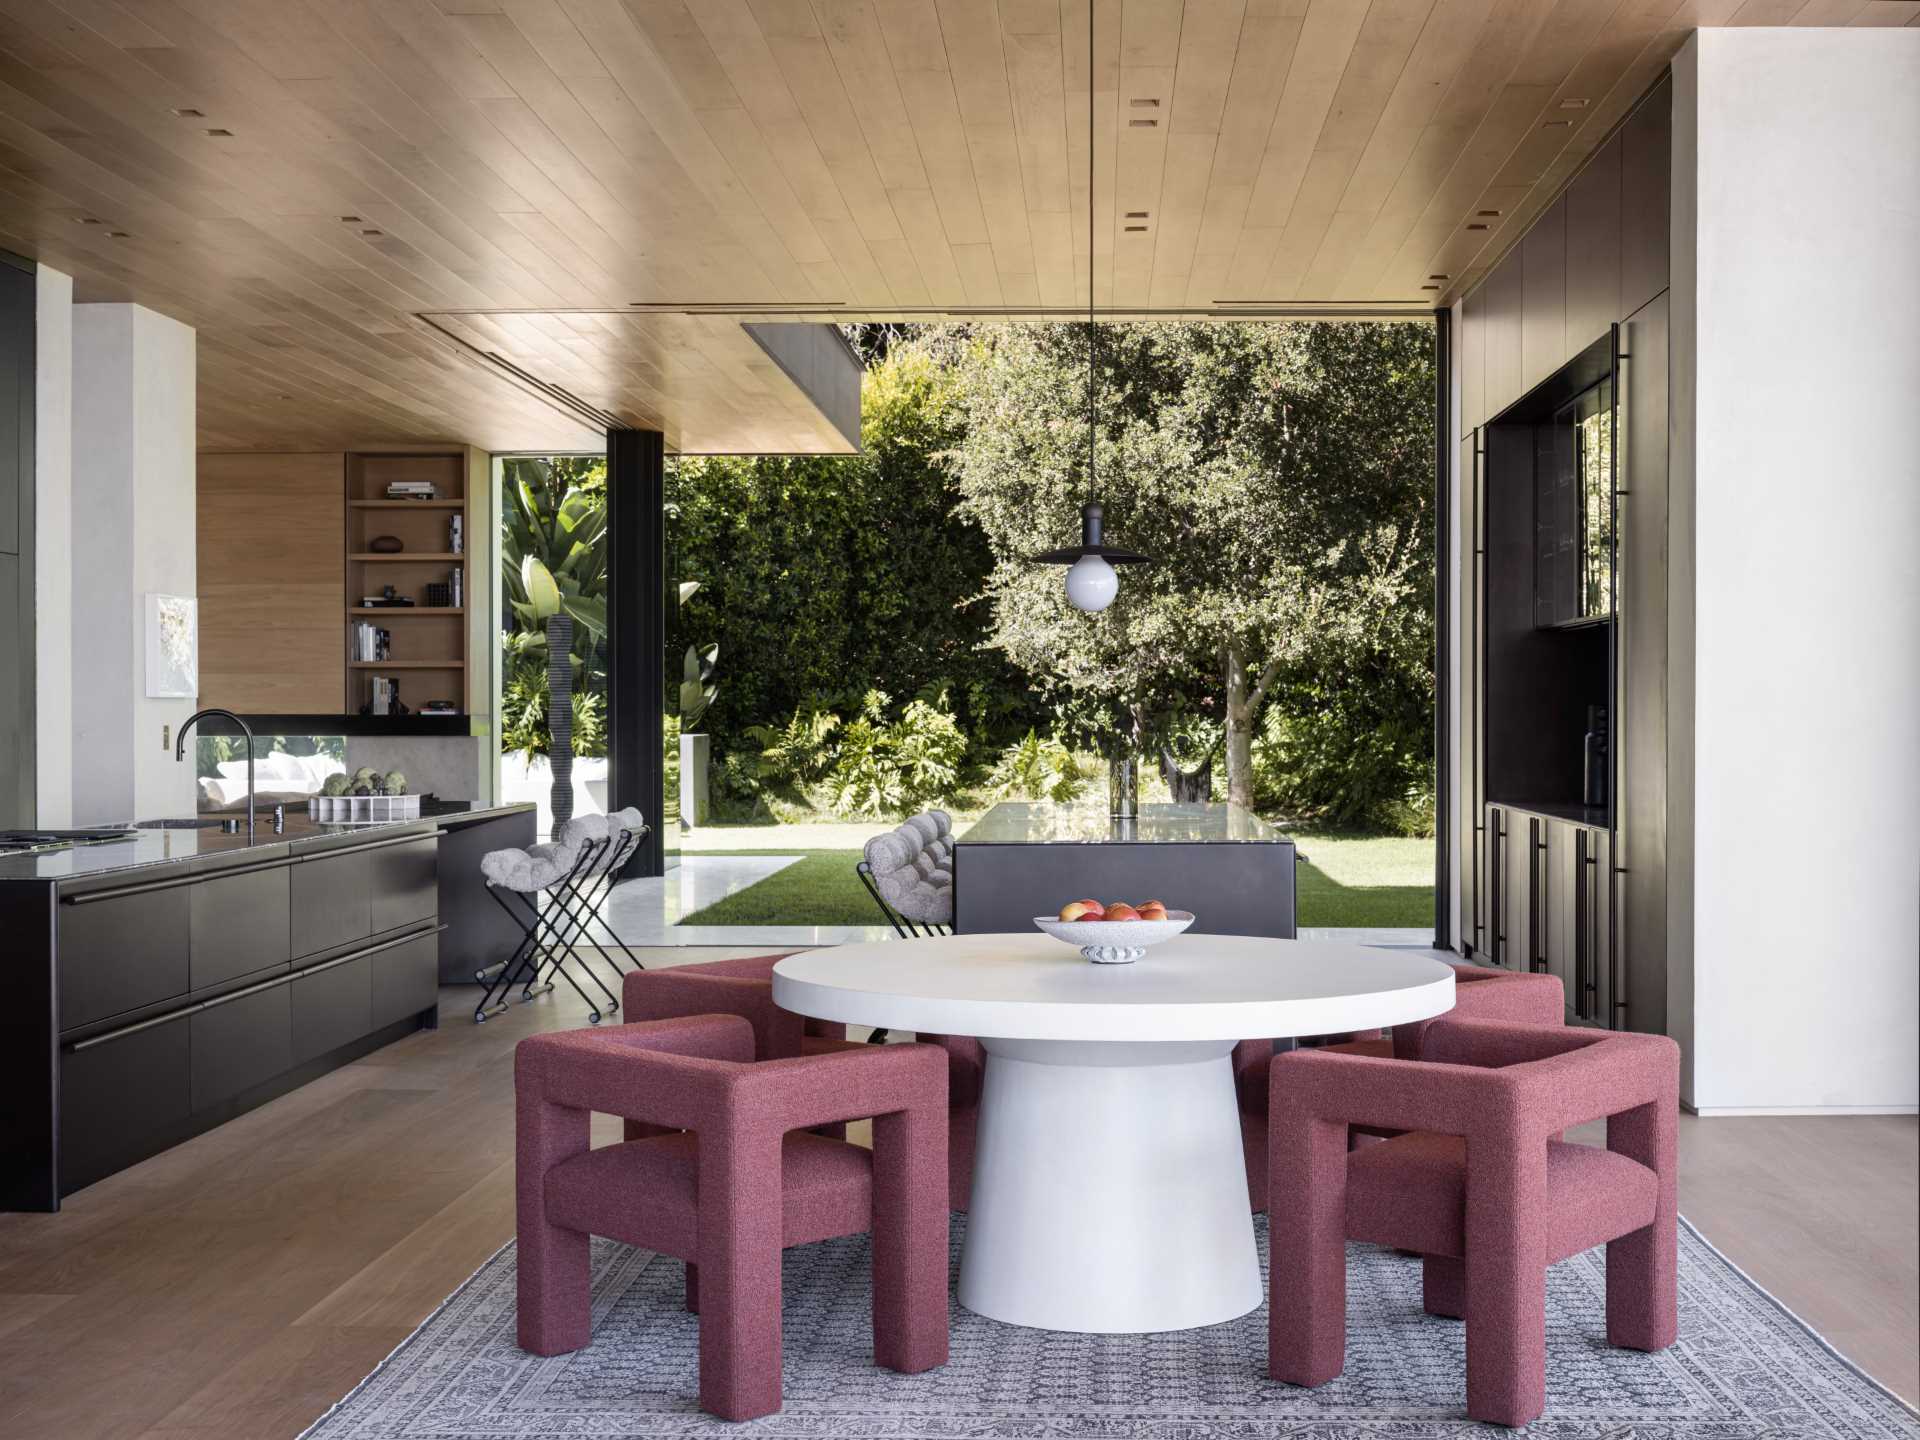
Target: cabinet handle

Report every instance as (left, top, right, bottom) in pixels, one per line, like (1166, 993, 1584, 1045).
(61, 854, 294, 904)
(1530, 821, 1547, 974)
(64, 923, 446, 1053)
(295, 830, 438, 861)
(1609, 321, 1628, 1029)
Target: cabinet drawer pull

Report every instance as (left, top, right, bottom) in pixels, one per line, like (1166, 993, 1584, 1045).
(297, 831, 438, 861)
(61, 855, 294, 904)
(63, 923, 445, 1053)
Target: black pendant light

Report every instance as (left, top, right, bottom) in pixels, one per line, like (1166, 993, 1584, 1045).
(1031, 1, 1152, 613)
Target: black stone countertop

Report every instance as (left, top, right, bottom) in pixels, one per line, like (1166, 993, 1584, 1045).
(0, 801, 535, 883)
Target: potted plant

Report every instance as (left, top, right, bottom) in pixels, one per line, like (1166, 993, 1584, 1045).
(677, 640, 718, 829)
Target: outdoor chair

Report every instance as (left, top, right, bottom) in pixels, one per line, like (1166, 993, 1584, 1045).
(515, 1014, 950, 1420)
(1266, 1017, 1679, 1427)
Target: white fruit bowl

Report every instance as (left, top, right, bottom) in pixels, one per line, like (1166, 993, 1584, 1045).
(1031, 911, 1195, 964)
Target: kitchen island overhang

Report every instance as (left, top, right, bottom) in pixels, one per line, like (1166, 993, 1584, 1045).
(952, 802, 1297, 939)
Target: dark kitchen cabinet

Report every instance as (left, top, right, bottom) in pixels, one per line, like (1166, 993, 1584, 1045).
(369, 836, 438, 935)
(58, 880, 191, 1030)
(189, 862, 290, 990)
(292, 955, 373, 1065)
(292, 846, 372, 958)
(1620, 78, 1671, 319)
(1565, 133, 1622, 356)
(1460, 291, 1486, 430)
(1486, 804, 1533, 970)
(1483, 250, 1524, 418)
(190, 982, 293, 1110)
(1459, 431, 1486, 958)
(1617, 293, 1670, 1036)
(59, 1012, 192, 1193)
(372, 932, 439, 1030)
(1521, 195, 1567, 393)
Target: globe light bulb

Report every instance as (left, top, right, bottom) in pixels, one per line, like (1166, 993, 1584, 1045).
(1065, 553, 1118, 612)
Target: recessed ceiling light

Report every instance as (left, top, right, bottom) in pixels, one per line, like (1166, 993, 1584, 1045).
(1559, 98, 1590, 109)
(107, 231, 130, 238)
(1428, 273, 1449, 281)
(1129, 98, 1159, 108)
(1467, 222, 1490, 231)
(340, 215, 361, 223)
(205, 127, 232, 137)
(1543, 118, 1573, 128)
(1128, 118, 1157, 128)
(171, 107, 204, 118)
(1124, 225, 1147, 232)
(1125, 211, 1149, 219)
(361, 229, 383, 236)
(77, 216, 101, 225)
(1477, 209, 1502, 217)
(1421, 284, 1440, 291)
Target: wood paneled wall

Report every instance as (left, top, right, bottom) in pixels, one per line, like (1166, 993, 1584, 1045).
(196, 454, 345, 714)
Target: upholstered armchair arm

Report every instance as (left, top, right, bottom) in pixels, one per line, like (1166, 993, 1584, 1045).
(1391, 967, 1565, 1059)
(623, 967, 813, 1059)
(515, 1014, 754, 1131)
(739, 1040, 950, 1133)
(1270, 1046, 1529, 1140)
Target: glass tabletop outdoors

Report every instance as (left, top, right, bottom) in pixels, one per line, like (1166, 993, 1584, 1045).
(955, 801, 1286, 845)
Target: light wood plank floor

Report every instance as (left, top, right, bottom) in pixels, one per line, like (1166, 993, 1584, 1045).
(0, 957, 1912, 1438)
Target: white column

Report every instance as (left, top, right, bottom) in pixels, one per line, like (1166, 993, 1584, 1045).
(1671, 29, 1920, 1113)
(33, 266, 72, 827)
(70, 303, 198, 824)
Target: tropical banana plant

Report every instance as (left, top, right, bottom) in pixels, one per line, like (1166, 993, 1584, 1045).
(499, 456, 608, 671)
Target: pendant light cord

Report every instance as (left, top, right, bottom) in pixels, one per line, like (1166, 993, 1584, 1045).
(1088, 0, 1095, 500)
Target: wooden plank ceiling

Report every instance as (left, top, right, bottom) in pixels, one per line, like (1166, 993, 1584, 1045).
(0, 0, 1911, 452)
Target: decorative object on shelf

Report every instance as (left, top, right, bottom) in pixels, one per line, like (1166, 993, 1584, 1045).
(352, 621, 391, 662)
(451, 564, 463, 609)
(1584, 703, 1609, 808)
(1027, 6, 1153, 615)
(143, 593, 198, 698)
(385, 480, 437, 500)
(1108, 754, 1139, 818)
(424, 581, 451, 608)
(369, 534, 404, 554)
(449, 512, 463, 554)
(363, 585, 414, 607)
(1031, 908, 1195, 964)
(419, 699, 459, 715)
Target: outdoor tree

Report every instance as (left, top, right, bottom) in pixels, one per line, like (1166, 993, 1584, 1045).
(944, 320, 1434, 812)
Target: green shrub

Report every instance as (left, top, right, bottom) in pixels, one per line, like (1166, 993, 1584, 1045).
(823, 688, 968, 819)
(745, 703, 842, 788)
(987, 729, 1084, 803)
(501, 655, 605, 759)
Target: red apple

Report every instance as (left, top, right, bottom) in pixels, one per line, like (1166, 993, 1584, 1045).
(1058, 900, 1094, 922)
(1073, 898, 1106, 918)
(1105, 903, 1141, 921)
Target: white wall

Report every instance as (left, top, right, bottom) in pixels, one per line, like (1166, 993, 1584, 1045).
(33, 266, 72, 827)
(1674, 28, 1920, 1113)
(70, 304, 198, 824)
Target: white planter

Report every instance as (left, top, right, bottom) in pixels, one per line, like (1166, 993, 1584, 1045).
(679, 732, 710, 829)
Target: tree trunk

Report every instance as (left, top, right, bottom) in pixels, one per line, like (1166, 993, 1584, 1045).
(1160, 748, 1213, 803)
(1224, 644, 1256, 809)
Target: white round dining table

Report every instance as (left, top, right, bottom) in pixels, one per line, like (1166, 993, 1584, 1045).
(773, 933, 1454, 1335)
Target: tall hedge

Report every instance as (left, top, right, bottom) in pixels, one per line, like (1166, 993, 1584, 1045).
(666, 348, 1042, 760)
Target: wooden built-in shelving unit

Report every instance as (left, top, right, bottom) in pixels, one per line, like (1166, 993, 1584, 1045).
(345, 453, 470, 718)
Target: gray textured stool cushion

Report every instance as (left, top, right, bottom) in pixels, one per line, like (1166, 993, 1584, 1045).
(481, 835, 582, 892)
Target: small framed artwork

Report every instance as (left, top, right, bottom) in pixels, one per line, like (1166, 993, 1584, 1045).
(145, 594, 199, 698)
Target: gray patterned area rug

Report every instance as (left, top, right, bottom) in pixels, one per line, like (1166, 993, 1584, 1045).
(302, 1217, 1917, 1439)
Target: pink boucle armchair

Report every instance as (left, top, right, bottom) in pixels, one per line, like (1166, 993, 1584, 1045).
(515, 1014, 950, 1422)
(623, 956, 983, 1212)
(1266, 1017, 1679, 1428)
(1237, 965, 1565, 1212)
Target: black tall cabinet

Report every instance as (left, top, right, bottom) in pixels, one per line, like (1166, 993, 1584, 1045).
(1456, 76, 1673, 1037)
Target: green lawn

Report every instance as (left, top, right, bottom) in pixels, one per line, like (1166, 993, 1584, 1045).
(677, 832, 1434, 929)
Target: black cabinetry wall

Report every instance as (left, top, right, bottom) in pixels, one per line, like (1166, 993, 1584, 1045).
(0, 254, 34, 829)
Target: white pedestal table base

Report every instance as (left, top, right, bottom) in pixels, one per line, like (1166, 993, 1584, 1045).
(956, 1037, 1260, 1333)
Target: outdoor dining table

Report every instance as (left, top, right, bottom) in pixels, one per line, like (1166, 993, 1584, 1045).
(773, 933, 1455, 1334)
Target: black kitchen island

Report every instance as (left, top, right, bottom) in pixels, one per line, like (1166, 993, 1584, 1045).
(0, 800, 532, 1211)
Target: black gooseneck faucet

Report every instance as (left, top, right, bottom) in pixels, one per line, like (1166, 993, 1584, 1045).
(176, 708, 254, 842)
